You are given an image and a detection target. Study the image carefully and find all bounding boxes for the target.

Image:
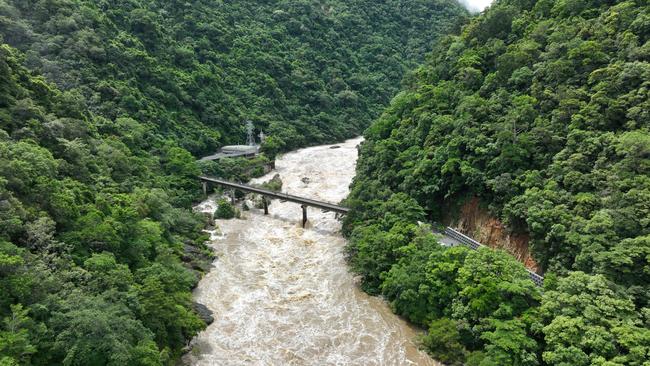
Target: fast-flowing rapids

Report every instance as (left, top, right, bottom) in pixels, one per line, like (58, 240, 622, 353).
(185, 137, 436, 365)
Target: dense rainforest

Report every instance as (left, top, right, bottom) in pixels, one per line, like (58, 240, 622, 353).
(344, 0, 650, 364)
(0, 0, 466, 156)
(0, 0, 468, 365)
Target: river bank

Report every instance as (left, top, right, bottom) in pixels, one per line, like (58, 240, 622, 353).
(184, 137, 437, 365)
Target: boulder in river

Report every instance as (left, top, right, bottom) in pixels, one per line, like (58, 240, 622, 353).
(192, 302, 214, 325)
(201, 212, 215, 228)
(261, 173, 283, 192)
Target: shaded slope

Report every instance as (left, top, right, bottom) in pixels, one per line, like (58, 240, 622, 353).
(344, 0, 650, 364)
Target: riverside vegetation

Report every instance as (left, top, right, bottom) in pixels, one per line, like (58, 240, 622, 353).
(344, 0, 650, 365)
(0, 0, 467, 364)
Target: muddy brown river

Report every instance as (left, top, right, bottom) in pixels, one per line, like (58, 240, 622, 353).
(185, 137, 437, 365)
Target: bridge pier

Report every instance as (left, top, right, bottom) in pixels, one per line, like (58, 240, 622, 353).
(198, 177, 350, 223)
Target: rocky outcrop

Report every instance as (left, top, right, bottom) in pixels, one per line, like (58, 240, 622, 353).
(447, 197, 540, 273)
(182, 241, 214, 274)
(192, 302, 214, 325)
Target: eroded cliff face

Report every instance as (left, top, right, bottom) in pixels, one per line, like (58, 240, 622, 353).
(446, 197, 540, 273)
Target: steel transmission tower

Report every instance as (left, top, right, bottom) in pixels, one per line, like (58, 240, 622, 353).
(246, 120, 256, 146)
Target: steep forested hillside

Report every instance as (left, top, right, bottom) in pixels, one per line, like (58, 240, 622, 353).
(0, 44, 209, 365)
(0, 0, 465, 156)
(0, 1, 467, 364)
(345, 0, 650, 364)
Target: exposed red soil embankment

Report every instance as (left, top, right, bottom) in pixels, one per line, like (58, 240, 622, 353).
(447, 197, 540, 273)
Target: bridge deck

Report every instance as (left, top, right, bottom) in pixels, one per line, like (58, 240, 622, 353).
(199, 176, 350, 214)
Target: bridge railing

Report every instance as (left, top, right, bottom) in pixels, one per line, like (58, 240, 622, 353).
(199, 176, 350, 214)
(443, 227, 544, 287)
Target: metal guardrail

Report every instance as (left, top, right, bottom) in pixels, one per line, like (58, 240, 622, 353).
(443, 227, 544, 287)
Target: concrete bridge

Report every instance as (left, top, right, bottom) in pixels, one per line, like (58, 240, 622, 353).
(199, 176, 543, 287)
(199, 176, 349, 227)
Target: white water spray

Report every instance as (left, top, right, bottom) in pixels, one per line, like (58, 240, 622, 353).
(185, 137, 436, 365)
